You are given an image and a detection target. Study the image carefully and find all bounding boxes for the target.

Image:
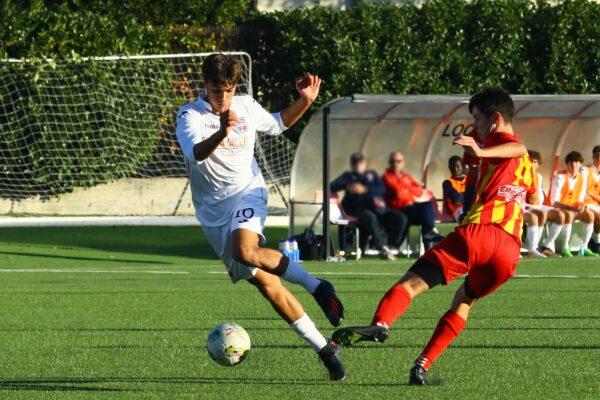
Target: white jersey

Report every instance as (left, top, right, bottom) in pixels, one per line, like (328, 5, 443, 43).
(176, 93, 286, 226)
(536, 172, 545, 204)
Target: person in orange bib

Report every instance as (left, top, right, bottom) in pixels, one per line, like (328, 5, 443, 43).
(523, 150, 566, 258)
(541, 151, 598, 257)
(442, 155, 467, 222)
(584, 145, 600, 253)
(332, 88, 535, 385)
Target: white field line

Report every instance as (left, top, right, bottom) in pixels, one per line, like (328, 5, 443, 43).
(0, 269, 188, 274)
(207, 271, 600, 278)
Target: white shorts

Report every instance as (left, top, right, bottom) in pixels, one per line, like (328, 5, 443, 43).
(202, 188, 268, 283)
(525, 204, 556, 213)
(587, 204, 600, 214)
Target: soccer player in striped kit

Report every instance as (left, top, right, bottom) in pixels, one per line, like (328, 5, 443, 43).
(333, 88, 536, 385)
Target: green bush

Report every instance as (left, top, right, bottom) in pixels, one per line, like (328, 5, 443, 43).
(0, 0, 598, 197)
(239, 0, 600, 141)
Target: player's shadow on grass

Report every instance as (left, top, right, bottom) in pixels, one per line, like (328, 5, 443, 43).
(0, 250, 168, 264)
(0, 376, 414, 388)
(0, 378, 134, 393)
(352, 344, 600, 350)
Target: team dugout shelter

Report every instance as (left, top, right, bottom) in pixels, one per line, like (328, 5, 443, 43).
(289, 94, 600, 259)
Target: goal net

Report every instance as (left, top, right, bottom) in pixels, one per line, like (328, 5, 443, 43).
(0, 53, 295, 220)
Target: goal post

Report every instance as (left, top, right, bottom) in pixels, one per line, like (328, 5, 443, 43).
(0, 52, 295, 224)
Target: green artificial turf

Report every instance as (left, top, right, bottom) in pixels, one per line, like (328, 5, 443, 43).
(0, 226, 598, 399)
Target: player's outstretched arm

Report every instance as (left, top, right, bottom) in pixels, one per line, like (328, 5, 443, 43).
(279, 73, 321, 128)
(192, 110, 240, 161)
(454, 135, 527, 159)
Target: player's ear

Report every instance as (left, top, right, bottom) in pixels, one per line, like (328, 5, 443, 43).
(493, 111, 503, 125)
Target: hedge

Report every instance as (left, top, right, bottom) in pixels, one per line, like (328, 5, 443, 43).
(239, 0, 599, 140)
(0, 0, 598, 196)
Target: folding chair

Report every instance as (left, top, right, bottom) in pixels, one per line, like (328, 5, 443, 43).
(329, 193, 361, 260)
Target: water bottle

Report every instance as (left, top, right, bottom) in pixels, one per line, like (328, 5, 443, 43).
(291, 239, 299, 262)
(579, 240, 585, 256)
(280, 239, 291, 259)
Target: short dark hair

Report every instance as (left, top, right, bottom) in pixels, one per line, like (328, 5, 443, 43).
(565, 151, 583, 164)
(350, 152, 365, 165)
(202, 53, 241, 86)
(593, 145, 600, 155)
(528, 150, 542, 164)
(448, 155, 462, 170)
(468, 87, 515, 123)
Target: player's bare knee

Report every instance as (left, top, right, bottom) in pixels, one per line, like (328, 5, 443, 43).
(451, 284, 476, 311)
(398, 272, 430, 297)
(248, 271, 280, 295)
(259, 279, 285, 302)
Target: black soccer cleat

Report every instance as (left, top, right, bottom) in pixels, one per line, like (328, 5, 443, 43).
(332, 324, 389, 346)
(319, 341, 347, 381)
(312, 280, 344, 327)
(409, 364, 429, 385)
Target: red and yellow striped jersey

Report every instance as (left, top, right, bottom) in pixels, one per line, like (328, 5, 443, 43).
(462, 132, 536, 244)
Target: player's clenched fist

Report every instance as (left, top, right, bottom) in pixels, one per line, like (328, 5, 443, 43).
(220, 109, 240, 136)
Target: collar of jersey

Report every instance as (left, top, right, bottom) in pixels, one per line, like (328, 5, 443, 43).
(196, 91, 213, 112)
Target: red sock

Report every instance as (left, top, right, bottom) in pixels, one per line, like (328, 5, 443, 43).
(415, 310, 466, 370)
(371, 285, 412, 327)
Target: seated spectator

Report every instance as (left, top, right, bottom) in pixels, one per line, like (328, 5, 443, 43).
(541, 151, 598, 257)
(382, 152, 443, 249)
(523, 150, 566, 258)
(442, 155, 467, 222)
(330, 153, 407, 260)
(584, 145, 600, 254)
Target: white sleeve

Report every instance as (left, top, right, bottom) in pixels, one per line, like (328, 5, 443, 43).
(551, 173, 564, 204)
(251, 98, 287, 136)
(176, 110, 204, 163)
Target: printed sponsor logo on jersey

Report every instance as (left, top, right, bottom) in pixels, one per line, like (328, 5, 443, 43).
(198, 133, 248, 150)
(497, 184, 527, 205)
(218, 136, 248, 149)
(204, 123, 219, 129)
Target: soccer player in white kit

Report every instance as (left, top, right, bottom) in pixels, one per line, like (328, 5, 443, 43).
(176, 54, 346, 380)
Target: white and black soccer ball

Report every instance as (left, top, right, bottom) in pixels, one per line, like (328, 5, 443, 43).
(206, 322, 251, 366)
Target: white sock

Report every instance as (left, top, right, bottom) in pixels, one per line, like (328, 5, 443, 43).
(282, 259, 321, 293)
(527, 225, 538, 252)
(542, 223, 562, 252)
(582, 223, 594, 247)
(289, 313, 328, 352)
(595, 232, 600, 243)
(561, 224, 573, 250)
(534, 225, 544, 249)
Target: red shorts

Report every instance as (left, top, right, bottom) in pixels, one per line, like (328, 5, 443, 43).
(421, 224, 520, 298)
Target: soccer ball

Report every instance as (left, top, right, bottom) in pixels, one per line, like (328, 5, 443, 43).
(206, 322, 251, 366)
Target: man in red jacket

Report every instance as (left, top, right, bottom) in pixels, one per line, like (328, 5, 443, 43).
(382, 152, 443, 248)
